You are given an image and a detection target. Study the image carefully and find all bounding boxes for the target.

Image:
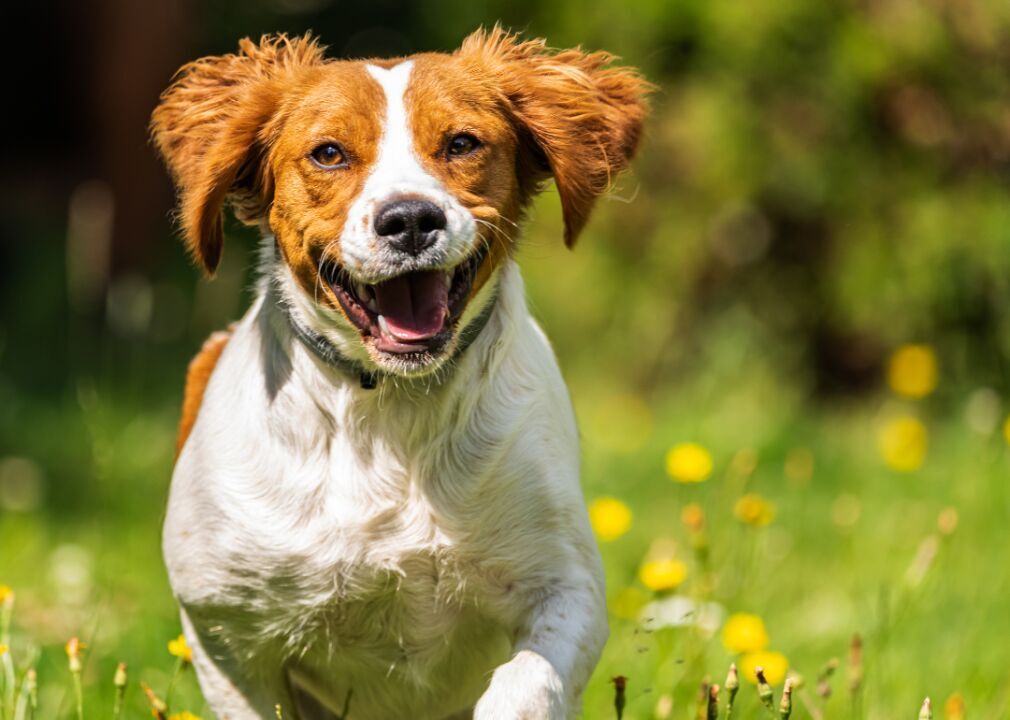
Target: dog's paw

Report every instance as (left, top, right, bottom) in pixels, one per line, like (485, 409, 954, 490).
(473, 651, 567, 720)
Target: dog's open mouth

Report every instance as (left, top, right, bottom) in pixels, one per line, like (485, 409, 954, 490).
(324, 246, 488, 355)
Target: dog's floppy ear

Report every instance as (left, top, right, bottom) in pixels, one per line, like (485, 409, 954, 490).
(151, 34, 325, 274)
(459, 26, 651, 247)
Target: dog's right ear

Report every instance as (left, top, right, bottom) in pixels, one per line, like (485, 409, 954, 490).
(151, 34, 325, 274)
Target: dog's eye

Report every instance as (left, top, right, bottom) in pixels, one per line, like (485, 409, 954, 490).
(447, 134, 480, 157)
(310, 143, 346, 168)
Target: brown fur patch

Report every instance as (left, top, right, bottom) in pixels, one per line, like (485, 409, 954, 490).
(405, 53, 524, 297)
(151, 34, 328, 274)
(176, 329, 232, 457)
(457, 26, 652, 247)
(266, 63, 385, 303)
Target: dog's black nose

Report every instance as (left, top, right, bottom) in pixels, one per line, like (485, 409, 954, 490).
(374, 200, 446, 256)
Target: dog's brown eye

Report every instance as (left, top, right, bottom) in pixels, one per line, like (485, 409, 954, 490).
(447, 134, 480, 157)
(310, 143, 346, 168)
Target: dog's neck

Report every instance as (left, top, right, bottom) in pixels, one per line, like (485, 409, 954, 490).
(243, 252, 527, 465)
(281, 277, 499, 391)
(254, 239, 521, 405)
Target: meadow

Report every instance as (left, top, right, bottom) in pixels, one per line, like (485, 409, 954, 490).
(4, 0, 1010, 718)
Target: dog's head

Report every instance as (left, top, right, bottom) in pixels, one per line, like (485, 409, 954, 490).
(152, 28, 649, 376)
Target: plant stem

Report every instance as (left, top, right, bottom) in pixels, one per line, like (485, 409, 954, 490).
(165, 657, 183, 713)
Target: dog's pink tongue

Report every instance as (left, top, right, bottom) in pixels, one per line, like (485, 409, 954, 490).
(374, 270, 449, 341)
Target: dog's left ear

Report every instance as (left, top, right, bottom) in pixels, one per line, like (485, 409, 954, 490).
(151, 34, 325, 274)
(459, 26, 652, 247)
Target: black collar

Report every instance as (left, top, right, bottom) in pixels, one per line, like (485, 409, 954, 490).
(285, 294, 498, 390)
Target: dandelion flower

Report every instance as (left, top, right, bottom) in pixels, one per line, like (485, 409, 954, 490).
(721, 613, 769, 654)
(0, 586, 12, 604)
(666, 443, 713, 483)
(168, 633, 193, 663)
(169, 713, 203, 720)
(681, 503, 706, 532)
(937, 507, 958, 535)
(1003, 414, 1010, 446)
(588, 497, 632, 541)
(734, 494, 776, 527)
(639, 558, 688, 591)
(65, 637, 85, 675)
(0, 644, 7, 655)
(943, 693, 965, 720)
(887, 344, 938, 399)
(879, 416, 927, 472)
(740, 650, 789, 685)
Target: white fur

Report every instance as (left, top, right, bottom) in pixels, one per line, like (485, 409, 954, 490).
(165, 255, 608, 719)
(339, 61, 477, 283)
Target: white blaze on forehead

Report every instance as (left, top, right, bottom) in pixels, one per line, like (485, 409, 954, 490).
(338, 60, 476, 277)
(364, 61, 441, 194)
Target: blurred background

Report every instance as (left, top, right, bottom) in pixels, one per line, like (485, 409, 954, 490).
(3, 0, 1010, 718)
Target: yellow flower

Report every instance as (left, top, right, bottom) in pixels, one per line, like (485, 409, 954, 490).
(721, 613, 769, 654)
(680, 503, 706, 532)
(879, 416, 928, 472)
(665, 443, 713, 483)
(0, 585, 12, 605)
(887, 344, 938, 399)
(168, 634, 193, 663)
(943, 693, 965, 720)
(64, 637, 86, 658)
(740, 650, 789, 686)
(734, 494, 776, 527)
(0, 644, 8, 656)
(169, 713, 202, 720)
(937, 507, 959, 536)
(1003, 414, 1010, 446)
(588, 497, 632, 541)
(639, 558, 688, 591)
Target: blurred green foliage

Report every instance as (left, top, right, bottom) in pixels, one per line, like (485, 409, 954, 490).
(3, 0, 1010, 717)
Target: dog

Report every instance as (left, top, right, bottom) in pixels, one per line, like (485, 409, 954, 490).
(153, 26, 648, 719)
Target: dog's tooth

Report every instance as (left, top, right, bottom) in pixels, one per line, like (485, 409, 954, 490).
(354, 281, 370, 299)
(366, 296, 379, 313)
(378, 314, 390, 337)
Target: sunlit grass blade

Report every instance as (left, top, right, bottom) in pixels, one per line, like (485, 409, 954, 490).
(779, 678, 793, 720)
(13, 669, 35, 720)
(724, 663, 739, 719)
(756, 667, 776, 716)
(707, 683, 719, 720)
(141, 682, 167, 720)
(112, 663, 127, 720)
(65, 638, 84, 720)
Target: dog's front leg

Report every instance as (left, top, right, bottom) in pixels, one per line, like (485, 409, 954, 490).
(474, 571, 607, 720)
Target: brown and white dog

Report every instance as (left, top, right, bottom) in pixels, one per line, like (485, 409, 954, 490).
(153, 27, 648, 720)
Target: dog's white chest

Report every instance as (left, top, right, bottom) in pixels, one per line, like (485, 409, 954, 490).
(164, 273, 593, 717)
(169, 455, 514, 716)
